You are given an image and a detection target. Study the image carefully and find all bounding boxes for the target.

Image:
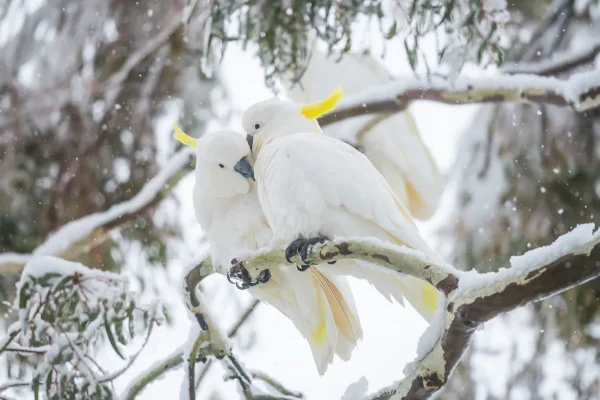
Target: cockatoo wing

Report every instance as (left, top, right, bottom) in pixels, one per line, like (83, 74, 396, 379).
(284, 49, 444, 219)
(327, 260, 441, 323)
(256, 134, 443, 321)
(361, 113, 443, 220)
(258, 134, 439, 260)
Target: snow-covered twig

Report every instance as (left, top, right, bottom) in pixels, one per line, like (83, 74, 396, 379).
(224, 224, 600, 400)
(120, 299, 261, 400)
(182, 259, 298, 400)
(503, 39, 600, 76)
(318, 71, 600, 127)
(183, 260, 253, 399)
(0, 256, 162, 399)
(251, 371, 304, 399)
(0, 148, 194, 274)
(121, 350, 184, 400)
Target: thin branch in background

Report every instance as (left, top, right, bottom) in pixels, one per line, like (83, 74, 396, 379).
(251, 371, 304, 399)
(503, 40, 600, 76)
(121, 352, 184, 400)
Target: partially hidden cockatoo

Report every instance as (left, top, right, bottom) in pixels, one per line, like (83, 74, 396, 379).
(283, 48, 443, 220)
(173, 126, 363, 375)
(241, 87, 444, 323)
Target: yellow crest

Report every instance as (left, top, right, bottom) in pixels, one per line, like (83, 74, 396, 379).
(300, 85, 343, 120)
(173, 124, 197, 148)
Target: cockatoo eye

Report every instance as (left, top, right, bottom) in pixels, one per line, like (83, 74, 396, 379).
(254, 123, 261, 130)
(218, 164, 224, 168)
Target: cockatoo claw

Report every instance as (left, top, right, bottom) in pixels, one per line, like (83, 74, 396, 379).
(285, 237, 306, 263)
(297, 264, 311, 272)
(227, 263, 271, 290)
(257, 269, 271, 283)
(299, 235, 328, 264)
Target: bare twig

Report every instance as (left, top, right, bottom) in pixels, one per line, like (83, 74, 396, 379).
(318, 71, 600, 127)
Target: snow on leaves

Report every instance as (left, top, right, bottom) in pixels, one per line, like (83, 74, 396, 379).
(0, 256, 162, 400)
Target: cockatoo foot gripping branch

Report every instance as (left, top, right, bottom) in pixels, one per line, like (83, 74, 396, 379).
(285, 235, 330, 271)
(227, 262, 271, 290)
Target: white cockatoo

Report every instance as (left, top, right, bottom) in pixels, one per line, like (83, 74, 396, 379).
(283, 48, 443, 220)
(173, 126, 363, 375)
(241, 88, 444, 323)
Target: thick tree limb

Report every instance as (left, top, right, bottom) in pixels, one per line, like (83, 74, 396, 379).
(0, 148, 194, 275)
(318, 71, 600, 127)
(224, 225, 600, 400)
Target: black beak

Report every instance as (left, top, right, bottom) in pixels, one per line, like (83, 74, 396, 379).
(234, 156, 255, 181)
(246, 134, 254, 150)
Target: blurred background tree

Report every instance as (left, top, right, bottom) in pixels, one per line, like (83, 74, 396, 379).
(447, 1, 600, 398)
(1, 0, 600, 399)
(0, 0, 220, 302)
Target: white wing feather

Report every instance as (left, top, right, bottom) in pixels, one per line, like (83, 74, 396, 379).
(284, 50, 443, 219)
(257, 134, 441, 262)
(256, 134, 444, 321)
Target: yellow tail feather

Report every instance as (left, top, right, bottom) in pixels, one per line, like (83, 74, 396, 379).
(310, 268, 360, 344)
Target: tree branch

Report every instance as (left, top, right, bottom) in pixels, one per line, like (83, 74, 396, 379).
(183, 259, 299, 400)
(503, 39, 600, 76)
(318, 71, 600, 127)
(121, 351, 185, 400)
(225, 225, 600, 400)
(0, 148, 194, 275)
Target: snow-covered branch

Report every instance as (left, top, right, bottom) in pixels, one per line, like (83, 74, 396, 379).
(0, 148, 194, 275)
(182, 259, 303, 400)
(318, 71, 600, 127)
(225, 224, 600, 400)
(0, 256, 162, 399)
(502, 39, 600, 76)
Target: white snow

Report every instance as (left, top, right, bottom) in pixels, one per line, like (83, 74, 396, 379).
(335, 68, 600, 115)
(336, 72, 566, 110)
(503, 38, 600, 74)
(341, 376, 369, 400)
(457, 224, 600, 295)
(32, 147, 193, 258)
(0, 252, 32, 268)
(510, 223, 600, 271)
(20, 255, 124, 282)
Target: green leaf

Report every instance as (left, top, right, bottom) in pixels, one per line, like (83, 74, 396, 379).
(385, 22, 397, 40)
(32, 377, 40, 400)
(104, 317, 125, 360)
(404, 39, 418, 70)
(493, 44, 504, 66)
(19, 280, 31, 309)
(409, 0, 419, 19)
(115, 320, 127, 345)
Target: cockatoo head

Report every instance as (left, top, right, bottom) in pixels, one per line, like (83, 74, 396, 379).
(242, 85, 343, 154)
(172, 126, 254, 198)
